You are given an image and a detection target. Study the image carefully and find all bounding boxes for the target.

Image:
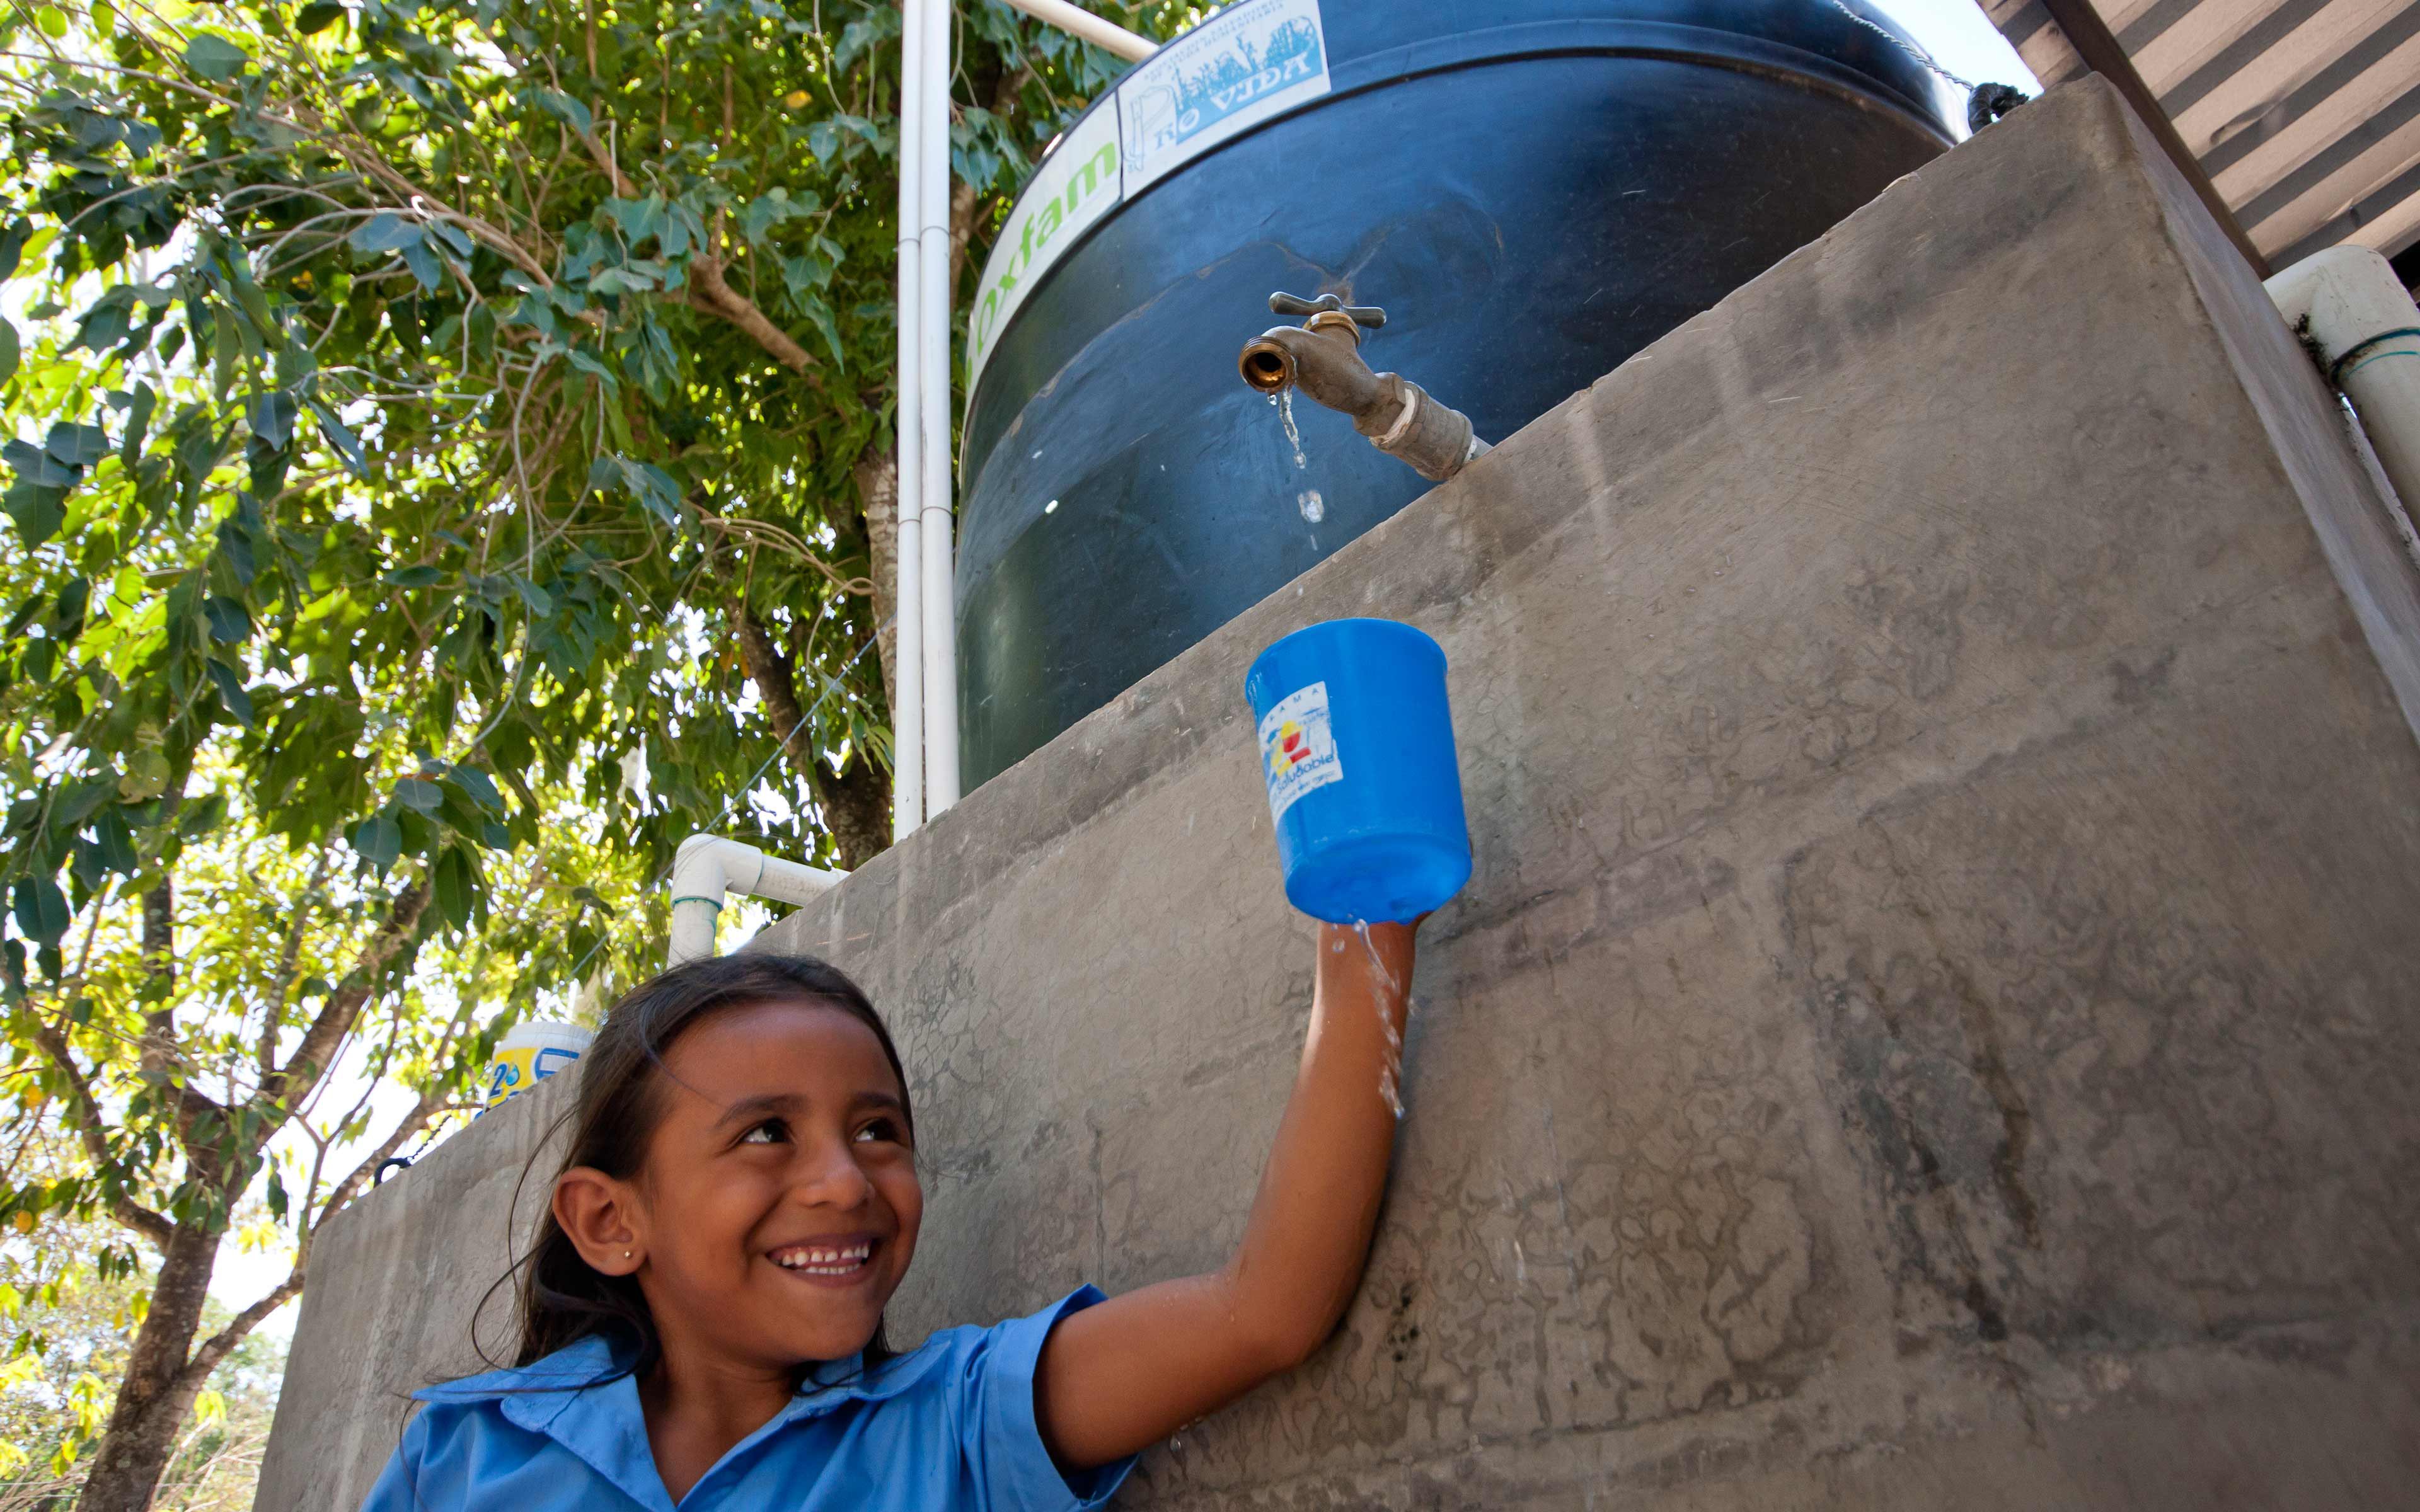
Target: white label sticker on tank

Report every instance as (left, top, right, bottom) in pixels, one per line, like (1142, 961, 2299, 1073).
(1259, 680, 1343, 823)
(967, 100, 1127, 388)
(1119, 0, 1330, 197)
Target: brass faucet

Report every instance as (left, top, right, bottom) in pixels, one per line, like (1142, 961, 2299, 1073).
(1238, 291, 1489, 483)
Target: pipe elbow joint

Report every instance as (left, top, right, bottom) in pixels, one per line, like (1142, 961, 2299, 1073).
(667, 834, 848, 966)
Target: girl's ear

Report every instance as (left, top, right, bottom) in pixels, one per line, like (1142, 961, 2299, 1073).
(553, 1167, 646, 1276)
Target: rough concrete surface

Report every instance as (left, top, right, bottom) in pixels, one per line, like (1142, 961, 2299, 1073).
(259, 78, 2420, 1511)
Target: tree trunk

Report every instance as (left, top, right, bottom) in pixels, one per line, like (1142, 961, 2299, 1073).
(853, 442, 899, 714)
(74, 1220, 219, 1512)
(733, 606, 892, 869)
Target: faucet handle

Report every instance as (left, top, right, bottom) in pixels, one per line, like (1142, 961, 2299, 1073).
(1268, 290, 1388, 329)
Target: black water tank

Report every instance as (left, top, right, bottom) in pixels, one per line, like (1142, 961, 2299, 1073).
(957, 0, 1957, 789)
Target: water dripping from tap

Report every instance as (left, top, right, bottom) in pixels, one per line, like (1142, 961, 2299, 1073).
(1277, 387, 1307, 469)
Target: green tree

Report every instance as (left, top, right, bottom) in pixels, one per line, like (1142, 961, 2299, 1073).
(0, 0, 1188, 1505)
(1, 1216, 285, 1509)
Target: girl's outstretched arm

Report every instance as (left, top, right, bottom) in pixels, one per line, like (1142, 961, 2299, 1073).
(1032, 919, 1417, 1469)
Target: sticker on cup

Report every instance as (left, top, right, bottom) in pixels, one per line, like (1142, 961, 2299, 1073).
(482, 1022, 593, 1111)
(1258, 681, 1344, 822)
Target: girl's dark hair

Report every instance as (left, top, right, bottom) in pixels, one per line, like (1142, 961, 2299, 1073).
(495, 953, 913, 1381)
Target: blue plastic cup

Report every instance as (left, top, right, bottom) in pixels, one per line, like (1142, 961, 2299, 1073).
(1244, 618, 1472, 924)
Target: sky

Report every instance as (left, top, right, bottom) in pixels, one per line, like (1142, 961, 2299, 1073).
(202, 0, 2039, 1343)
(1872, 0, 2040, 99)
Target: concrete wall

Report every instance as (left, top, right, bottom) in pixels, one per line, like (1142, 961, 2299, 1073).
(259, 79, 2420, 1510)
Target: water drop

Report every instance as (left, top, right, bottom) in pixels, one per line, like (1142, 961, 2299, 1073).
(1298, 489, 1324, 524)
(1043, 498, 1059, 514)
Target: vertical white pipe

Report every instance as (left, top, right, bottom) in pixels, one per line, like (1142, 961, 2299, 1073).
(918, 0, 962, 811)
(891, 0, 926, 840)
(2266, 247, 2420, 519)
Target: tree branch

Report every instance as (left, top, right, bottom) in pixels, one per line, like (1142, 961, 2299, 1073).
(135, 879, 175, 1082)
(25, 1020, 178, 1249)
(175, 1265, 300, 1395)
(255, 883, 429, 1116)
(258, 848, 333, 1080)
(175, 1079, 458, 1395)
(311, 1089, 453, 1240)
(732, 604, 888, 868)
(686, 254, 821, 380)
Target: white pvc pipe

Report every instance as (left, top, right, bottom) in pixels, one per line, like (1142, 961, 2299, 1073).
(667, 835, 847, 965)
(893, 0, 1131, 835)
(891, 0, 926, 842)
(2267, 246, 2420, 523)
(993, 0, 1156, 60)
(918, 0, 960, 814)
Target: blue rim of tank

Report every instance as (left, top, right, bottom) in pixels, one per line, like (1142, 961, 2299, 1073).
(960, 0, 1961, 449)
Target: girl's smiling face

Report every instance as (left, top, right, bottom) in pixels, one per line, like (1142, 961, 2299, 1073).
(560, 997, 923, 1373)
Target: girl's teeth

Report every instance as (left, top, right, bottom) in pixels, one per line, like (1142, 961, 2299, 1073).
(776, 1242, 872, 1270)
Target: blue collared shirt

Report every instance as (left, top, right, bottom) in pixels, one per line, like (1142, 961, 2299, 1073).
(362, 1286, 1135, 1511)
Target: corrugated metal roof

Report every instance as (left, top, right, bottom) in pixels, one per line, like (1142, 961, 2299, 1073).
(1983, 0, 2420, 266)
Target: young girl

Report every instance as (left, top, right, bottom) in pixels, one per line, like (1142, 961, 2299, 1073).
(364, 919, 1418, 1510)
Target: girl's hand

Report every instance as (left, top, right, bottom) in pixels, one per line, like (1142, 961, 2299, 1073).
(1030, 916, 1420, 1469)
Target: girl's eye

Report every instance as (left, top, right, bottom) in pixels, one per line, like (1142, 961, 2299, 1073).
(853, 1118, 903, 1145)
(739, 1119, 787, 1146)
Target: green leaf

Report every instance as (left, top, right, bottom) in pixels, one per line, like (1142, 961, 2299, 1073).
(510, 576, 552, 616)
(265, 1169, 288, 1220)
(584, 267, 655, 297)
(183, 33, 251, 80)
(800, 297, 845, 369)
(4, 440, 72, 487)
(532, 88, 592, 135)
(381, 564, 442, 588)
(246, 391, 298, 450)
(4, 484, 66, 545)
(834, 14, 888, 71)
(0, 222, 26, 282)
(452, 766, 505, 811)
(394, 777, 442, 812)
(11, 878, 69, 949)
(120, 382, 155, 466)
(119, 749, 169, 801)
(306, 398, 365, 477)
(351, 813, 401, 870)
(401, 241, 444, 292)
(432, 846, 474, 929)
(349, 214, 424, 255)
(0, 318, 18, 388)
(565, 346, 618, 391)
(44, 424, 107, 467)
(202, 596, 250, 643)
(215, 517, 256, 584)
(608, 194, 667, 247)
(206, 660, 255, 726)
(294, 2, 345, 33)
